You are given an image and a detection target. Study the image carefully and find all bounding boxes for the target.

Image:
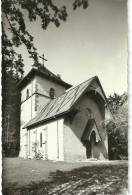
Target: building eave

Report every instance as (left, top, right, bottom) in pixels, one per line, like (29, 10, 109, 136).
(16, 68, 72, 90)
(23, 75, 112, 129)
(23, 110, 69, 129)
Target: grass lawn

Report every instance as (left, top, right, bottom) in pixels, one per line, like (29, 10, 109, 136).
(3, 158, 128, 195)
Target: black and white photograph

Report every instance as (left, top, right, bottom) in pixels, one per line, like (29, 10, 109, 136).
(2, 0, 128, 194)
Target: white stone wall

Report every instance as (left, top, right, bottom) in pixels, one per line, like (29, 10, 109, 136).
(19, 128, 28, 158)
(19, 79, 37, 157)
(58, 119, 64, 161)
(19, 73, 66, 158)
(64, 121, 86, 161)
(35, 94, 50, 114)
(32, 75, 68, 115)
(64, 107, 89, 161)
(21, 79, 36, 103)
(47, 119, 64, 161)
(64, 94, 109, 161)
(27, 119, 64, 161)
(35, 75, 66, 98)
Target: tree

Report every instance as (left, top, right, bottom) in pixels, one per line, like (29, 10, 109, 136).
(2, 0, 88, 157)
(105, 93, 128, 160)
(2, 0, 88, 79)
(107, 93, 122, 114)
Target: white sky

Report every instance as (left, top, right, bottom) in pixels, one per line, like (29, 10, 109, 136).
(21, 0, 127, 96)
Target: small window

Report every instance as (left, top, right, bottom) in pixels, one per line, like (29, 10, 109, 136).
(40, 132, 42, 147)
(26, 89, 29, 99)
(49, 88, 55, 99)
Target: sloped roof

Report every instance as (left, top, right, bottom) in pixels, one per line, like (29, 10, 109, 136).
(24, 76, 98, 129)
(17, 66, 72, 90)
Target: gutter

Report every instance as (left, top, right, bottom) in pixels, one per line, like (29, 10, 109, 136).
(23, 110, 70, 129)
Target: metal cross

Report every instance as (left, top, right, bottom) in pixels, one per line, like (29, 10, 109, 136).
(39, 54, 47, 67)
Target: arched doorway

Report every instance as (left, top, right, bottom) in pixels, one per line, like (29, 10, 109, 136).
(90, 131, 96, 158)
(81, 118, 98, 159)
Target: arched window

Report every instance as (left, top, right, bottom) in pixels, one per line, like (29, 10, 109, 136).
(49, 88, 55, 99)
(26, 89, 29, 99)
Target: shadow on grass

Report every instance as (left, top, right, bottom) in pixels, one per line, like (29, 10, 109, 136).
(3, 164, 128, 195)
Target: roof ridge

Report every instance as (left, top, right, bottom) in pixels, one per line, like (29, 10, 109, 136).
(65, 76, 97, 93)
(16, 67, 72, 89)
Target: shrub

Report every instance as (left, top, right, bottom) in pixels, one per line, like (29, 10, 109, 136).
(105, 93, 128, 160)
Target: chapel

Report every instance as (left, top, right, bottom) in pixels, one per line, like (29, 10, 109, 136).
(17, 65, 112, 161)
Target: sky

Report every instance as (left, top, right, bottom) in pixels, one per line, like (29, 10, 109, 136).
(21, 0, 127, 96)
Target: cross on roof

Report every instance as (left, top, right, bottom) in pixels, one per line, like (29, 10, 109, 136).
(39, 54, 47, 67)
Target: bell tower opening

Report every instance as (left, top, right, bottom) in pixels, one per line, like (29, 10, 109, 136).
(49, 88, 55, 99)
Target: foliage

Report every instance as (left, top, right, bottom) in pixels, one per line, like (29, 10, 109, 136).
(2, 0, 88, 79)
(106, 93, 128, 160)
(2, 0, 88, 157)
(34, 150, 43, 160)
(107, 92, 127, 114)
(32, 141, 43, 159)
(2, 74, 21, 157)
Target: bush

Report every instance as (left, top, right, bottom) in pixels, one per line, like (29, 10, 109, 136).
(105, 96, 128, 160)
(32, 142, 43, 160)
(106, 120, 128, 160)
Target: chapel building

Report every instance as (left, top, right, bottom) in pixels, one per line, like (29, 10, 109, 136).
(18, 65, 112, 161)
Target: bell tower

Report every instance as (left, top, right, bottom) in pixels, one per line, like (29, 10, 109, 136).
(17, 66, 71, 158)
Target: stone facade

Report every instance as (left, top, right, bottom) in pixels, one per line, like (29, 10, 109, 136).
(26, 119, 64, 160)
(19, 73, 67, 158)
(19, 68, 111, 161)
(23, 88, 110, 161)
(63, 91, 110, 161)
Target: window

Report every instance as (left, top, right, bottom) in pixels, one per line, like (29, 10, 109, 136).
(40, 132, 42, 147)
(26, 89, 29, 99)
(49, 88, 55, 99)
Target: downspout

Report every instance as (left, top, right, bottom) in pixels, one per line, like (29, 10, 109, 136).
(57, 120, 59, 160)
